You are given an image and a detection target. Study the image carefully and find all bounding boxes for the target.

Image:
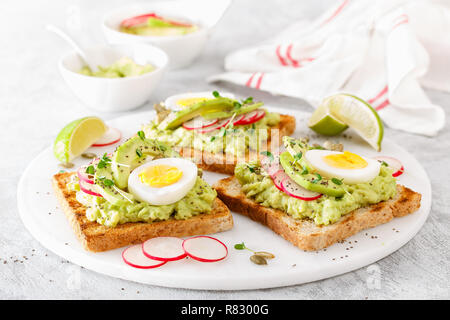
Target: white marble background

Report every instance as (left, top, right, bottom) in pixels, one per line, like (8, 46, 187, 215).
(1, 0, 449, 299)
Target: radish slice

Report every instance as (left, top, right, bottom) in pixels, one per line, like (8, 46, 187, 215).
(182, 117, 219, 130)
(79, 180, 103, 197)
(260, 152, 281, 177)
(92, 128, 122, 147)
(272, 170, 290, 192)
(234, 110, 266, 126)
(232, 114, 246, 125)
(234, 110, 258, 125)
(197, 117, 231, 133)
(77, 166, 94, 185)
(249, 110, 266, 123)
(182, 236, 228, 262)
(373, 156, 404, 177)
(121, 13, 157, 28)
(122, 244, 167, 269)
(281, 176, 322, 201)
(142, 237, 187, 262)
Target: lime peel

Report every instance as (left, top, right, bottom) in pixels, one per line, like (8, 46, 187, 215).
(309, 93, 384, 151)
(53, 117, 107, 163)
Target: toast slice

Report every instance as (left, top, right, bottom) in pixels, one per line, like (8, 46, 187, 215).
(52, 172, 233, 252)
(179, 114, 296, 175)
(213, 176, 421, 251)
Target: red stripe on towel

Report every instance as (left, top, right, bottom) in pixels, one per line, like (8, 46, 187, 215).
(375, 99, 390, 111)
(246, 73, 256, 87)
(276, 45, 289, 66)
(255, 73, 265, 89)
(321, 0, 349, 26)
(392, 14, 409, 29)
(368, 85, 388, 104)
(286, 44, 300, 67)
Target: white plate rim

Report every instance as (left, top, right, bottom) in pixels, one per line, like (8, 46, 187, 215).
(17, 107, 432, 290)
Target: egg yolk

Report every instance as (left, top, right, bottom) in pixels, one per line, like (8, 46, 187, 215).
(139, 165, 183, 188)
(177, 97, 210, 108)
(323, 151, 368, 169)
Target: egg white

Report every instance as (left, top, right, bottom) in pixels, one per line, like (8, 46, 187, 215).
(128, 158, 198, 205)
(305, 150, 381, 184)
(164, 91, 235, 111)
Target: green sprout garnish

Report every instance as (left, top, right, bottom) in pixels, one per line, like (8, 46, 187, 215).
(331, 177, 343, 185)
(137, 130, 145, 140)
(85, 165, 95, 175)
(260, 151, 274, 161)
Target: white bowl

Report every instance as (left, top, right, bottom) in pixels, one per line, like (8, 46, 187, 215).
(102, 0, 231, 69)
(59, 43, 168, 112)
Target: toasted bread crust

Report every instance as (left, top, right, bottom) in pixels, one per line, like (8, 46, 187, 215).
(213, 177, 421, 251)
(52, 172, 233, 252)
(179, 114, 296, 175)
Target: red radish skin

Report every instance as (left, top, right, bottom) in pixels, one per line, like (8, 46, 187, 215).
(122, 244, 167, 269)
(182, 117, 219, 130)
(121, 13, 157, 28)
(197, 118, 231, 133)
(77, 166, 94, 185)
(234, 110, 266, 126)
(249, 110, 266, 123)
(232, 114, 246, 125)
(373, 156, 404, 177)
(92, 128, 122, 147)
(79, 180, 103, 197)
(272, 170, 290, 192)
(182, 236, 228, 263)
(142, 237, 187, 262)
(280, 177, 322, 201)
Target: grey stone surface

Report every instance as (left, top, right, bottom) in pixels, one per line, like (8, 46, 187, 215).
(0, 0, 449, 299)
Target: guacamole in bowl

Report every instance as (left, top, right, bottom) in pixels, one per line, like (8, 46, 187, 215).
(79, 57, 155, 78)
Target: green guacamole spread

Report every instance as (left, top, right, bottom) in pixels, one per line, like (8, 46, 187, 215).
(79, 57, 155, 78)
(143, 111, 280, 157)
(69, 176, 216, 228)
(234, 161, 397, 225)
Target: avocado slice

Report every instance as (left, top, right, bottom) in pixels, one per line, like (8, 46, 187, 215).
(201, 102, 264, 120)
(162, 97, 236, 130)
(94, 166, 135, 206)
(161, 97, 265, 129)
(111, 136, 178, 189)
(279, 151, 344, 197)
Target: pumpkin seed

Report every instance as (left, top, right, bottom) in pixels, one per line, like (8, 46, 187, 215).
(59, 162, 74, 168)
(82, 152, 97, 159)
(254, 251, 275, 259)
(250, 254, 267, 265)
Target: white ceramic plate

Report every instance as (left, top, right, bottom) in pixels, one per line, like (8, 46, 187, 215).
(17, 107, 431, 290)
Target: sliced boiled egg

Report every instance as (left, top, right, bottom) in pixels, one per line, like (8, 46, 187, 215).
(128, 158, 197, 205)
(305, 150, 381, 184)
(164, 91, 235, 111)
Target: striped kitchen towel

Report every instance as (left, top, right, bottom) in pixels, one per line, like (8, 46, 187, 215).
(208, 0, 448, 136)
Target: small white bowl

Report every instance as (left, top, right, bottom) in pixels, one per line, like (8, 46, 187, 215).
(59, 43, 168, 112)
(102, 0, 230, 69)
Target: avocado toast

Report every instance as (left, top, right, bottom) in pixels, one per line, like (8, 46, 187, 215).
(213, 137, 421, 251)
(52, 134, 232, 252)
(143, 92, 296, 175)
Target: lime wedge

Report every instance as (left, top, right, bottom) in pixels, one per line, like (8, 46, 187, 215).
(308, 103, 349, 136)
(309, 93, 384, 151)
(53, 117, 107, 163)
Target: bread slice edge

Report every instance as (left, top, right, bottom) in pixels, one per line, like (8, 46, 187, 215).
(213, 176, 421, 251)
(52, 172, 233, 252)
